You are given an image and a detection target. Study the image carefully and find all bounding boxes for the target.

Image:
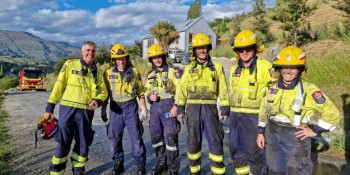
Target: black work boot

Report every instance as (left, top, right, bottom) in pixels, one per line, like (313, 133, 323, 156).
(112, 159, 124, 175)
(137, 164, 146, 175)
(73, 173, 84, 175)
(166, 169, 178, 175)
(151, 163, 167, 175)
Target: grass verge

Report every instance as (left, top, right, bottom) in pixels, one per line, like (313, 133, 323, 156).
(0, 94, 12, 174)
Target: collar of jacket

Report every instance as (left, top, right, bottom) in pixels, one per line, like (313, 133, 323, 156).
(80, 58, 97, 72)
(154, 64, 169, 74)
(277, 76, 301, 89)
(112, 66, 135, 78)
(237, 55, 257, 74)
(196, 56, 215, 71)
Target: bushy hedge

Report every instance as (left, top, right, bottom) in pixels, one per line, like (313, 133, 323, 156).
(0, 76, 19, 91)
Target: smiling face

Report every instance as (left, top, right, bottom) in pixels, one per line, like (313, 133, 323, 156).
(152, 56, 163, 68)
(116, 57, 126, 71)
(195, 45, 209, 61)
(280, 67, 300, 85)
(236, 46, 255, 66)
(81, 44, 96, 66)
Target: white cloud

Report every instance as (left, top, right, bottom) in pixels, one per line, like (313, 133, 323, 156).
(0, 0, 276, 47)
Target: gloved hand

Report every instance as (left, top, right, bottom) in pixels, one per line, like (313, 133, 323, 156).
(177, 114, 188, 125)
(176, 106, 187, 124)
(219, 115, 228, 123)
(139, 106, 148, 121)
(38, 112, 53, 128)
(101, 108, 108, 122)
(219, 106, 230, 123)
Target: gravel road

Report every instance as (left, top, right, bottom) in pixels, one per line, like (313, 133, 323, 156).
(3, 91, 234, 175)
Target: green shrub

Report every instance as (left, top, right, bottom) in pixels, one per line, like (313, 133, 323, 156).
(0, 76, 19, 91)
(210, 45, 236, 59)
(0, 95, 12, 174)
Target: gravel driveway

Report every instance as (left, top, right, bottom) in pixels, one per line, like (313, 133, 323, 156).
(3, 91, 234, 175)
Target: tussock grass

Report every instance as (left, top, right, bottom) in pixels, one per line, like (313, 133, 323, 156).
(0, 95, 12, 174)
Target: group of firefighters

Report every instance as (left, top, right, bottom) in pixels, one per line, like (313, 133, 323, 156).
(39, 29, 340, 175)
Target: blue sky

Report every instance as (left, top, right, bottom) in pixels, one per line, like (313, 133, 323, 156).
(0, 0, 276, 47)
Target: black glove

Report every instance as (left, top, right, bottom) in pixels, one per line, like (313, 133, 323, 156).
(220, 106, 230, 117)
(101, 108, 108, 122)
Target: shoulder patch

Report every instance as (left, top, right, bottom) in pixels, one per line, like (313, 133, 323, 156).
(61, 64, 67, 72)
(312, 91, 326, 104)
(269, 68, 276, 78)
(174, 71, 181, 79)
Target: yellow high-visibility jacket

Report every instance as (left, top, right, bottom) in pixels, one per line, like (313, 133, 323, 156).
(229, 58, 272, 114)
(258, 80, 340, 130)
(104, 67, 144, 102)
(48, 59, 108, 110)
(144, 65, 180, 100)
(176, 59, 229, 106)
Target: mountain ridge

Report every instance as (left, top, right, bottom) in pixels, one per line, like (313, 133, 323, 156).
(0, 29, 80, 61)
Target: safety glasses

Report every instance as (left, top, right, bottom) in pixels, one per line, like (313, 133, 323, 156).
(235, 46, 255, 53)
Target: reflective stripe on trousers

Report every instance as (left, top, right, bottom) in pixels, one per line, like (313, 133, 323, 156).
(186, 104, 225, 174)
(107, 99, 146, 165)
(229, 112, 267, 175)
(49, 105, 95, 174)
(149, 98, 180, 171)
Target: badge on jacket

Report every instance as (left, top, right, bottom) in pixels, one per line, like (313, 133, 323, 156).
(268, 88, 278, 94)
(109, 75, 118, 79)
(174, 71, 181, 79)
(232, 72, 241, 77)
(312, 91, 326, 104)
(72, 70, 82, 75)
(189, 69, 199, 74)
(61, 64, 67, 72)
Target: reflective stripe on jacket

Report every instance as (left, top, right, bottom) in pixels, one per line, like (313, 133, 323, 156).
(48, 59, 108, 110)
(104, 67, 144, 102)
(176, 59, 229, 106)
(258, 80, 340, 130)
(229, 58, 272, 114)
(144, 65, 180, 100)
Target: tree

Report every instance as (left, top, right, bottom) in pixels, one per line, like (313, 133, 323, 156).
(128, 40, 143, 59)
(187, 0, 202, 20)
(149, 21, 179, 52)
(95, 43, 110, 65)
(252, 0, 273, 45)
(275, 0, 315, 46)
(210, 18, 229, 38)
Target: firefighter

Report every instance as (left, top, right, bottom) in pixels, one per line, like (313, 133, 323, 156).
(256, 46, 340, 175)
(176, 33, 229, 175)
(144, 44, 181, 175)
(228, 30, 271, 175)
(42, 41, 108, 175)
(103, 43, 148, 175)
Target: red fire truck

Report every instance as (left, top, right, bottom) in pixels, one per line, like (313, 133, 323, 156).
(19, 67, 45, 91)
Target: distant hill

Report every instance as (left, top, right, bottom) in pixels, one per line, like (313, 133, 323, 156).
(0, 29, 80, 61)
